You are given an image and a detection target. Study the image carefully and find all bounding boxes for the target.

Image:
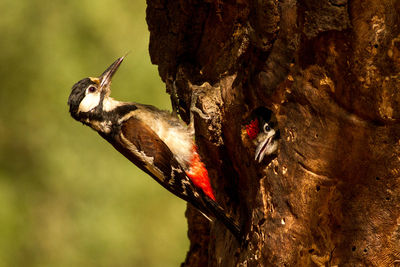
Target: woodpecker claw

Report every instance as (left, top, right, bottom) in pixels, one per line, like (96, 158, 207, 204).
(189, 91, 210, 134)
(191, 106, 211, 120)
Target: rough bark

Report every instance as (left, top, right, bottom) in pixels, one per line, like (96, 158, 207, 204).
(146, 0, 400, 266)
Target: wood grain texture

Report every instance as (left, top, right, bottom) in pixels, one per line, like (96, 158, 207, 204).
(147, 0, 400, 265)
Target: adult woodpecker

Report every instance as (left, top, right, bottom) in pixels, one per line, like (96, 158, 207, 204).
(67, 56, 241, 241)
(245, 107, 279, 162)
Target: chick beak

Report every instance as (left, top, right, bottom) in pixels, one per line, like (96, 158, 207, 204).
(254, 135, 271, 163)
(99, 56, 125, 94)
(254, 129, 279, 163)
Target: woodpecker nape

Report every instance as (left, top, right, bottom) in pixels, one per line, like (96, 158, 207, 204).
(67, 56, 241, 241)
(245, 107, 279, 162)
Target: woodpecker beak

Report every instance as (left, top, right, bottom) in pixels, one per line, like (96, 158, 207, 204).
(99, 56, 124, 94)
(255, 136, 271, 163)
(254, 130, 279, 163)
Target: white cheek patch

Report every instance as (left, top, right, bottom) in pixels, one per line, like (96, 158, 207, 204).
(78, 92, 101, 113)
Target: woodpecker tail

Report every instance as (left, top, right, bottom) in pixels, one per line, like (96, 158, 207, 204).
(201, 195, 242, 243)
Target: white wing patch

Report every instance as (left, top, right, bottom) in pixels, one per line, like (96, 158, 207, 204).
(78, 91, 101, 113)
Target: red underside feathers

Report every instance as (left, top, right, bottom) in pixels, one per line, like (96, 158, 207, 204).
(186, 145, 216, 200)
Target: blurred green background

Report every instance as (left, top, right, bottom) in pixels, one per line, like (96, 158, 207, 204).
(0, 0, 188, 266)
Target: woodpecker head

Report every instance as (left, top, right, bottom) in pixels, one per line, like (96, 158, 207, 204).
(68, 56, 124, 124)
(245, 107, 279, 162)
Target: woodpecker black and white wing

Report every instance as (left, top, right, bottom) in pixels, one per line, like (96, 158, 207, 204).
(99, 117, 200, 204)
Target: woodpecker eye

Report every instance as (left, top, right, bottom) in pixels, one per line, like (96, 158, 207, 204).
(264, 124, 271, 132)
(88, 86, 97, 93)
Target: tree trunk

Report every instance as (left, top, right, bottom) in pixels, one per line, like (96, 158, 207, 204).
(146, 0, 400, 266)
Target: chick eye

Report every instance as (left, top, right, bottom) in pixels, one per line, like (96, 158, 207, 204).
(88, 86, 97, 93)
(264, 124, 271, 132)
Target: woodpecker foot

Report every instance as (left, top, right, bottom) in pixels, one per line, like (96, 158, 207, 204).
(190, 90, 211, 120)
(189, 91, 211, 132)
(191, 106, 211, 120)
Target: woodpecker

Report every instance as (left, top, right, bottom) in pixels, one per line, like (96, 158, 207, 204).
(245, 107, 279, 162)
(67, 56, 241, 241)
